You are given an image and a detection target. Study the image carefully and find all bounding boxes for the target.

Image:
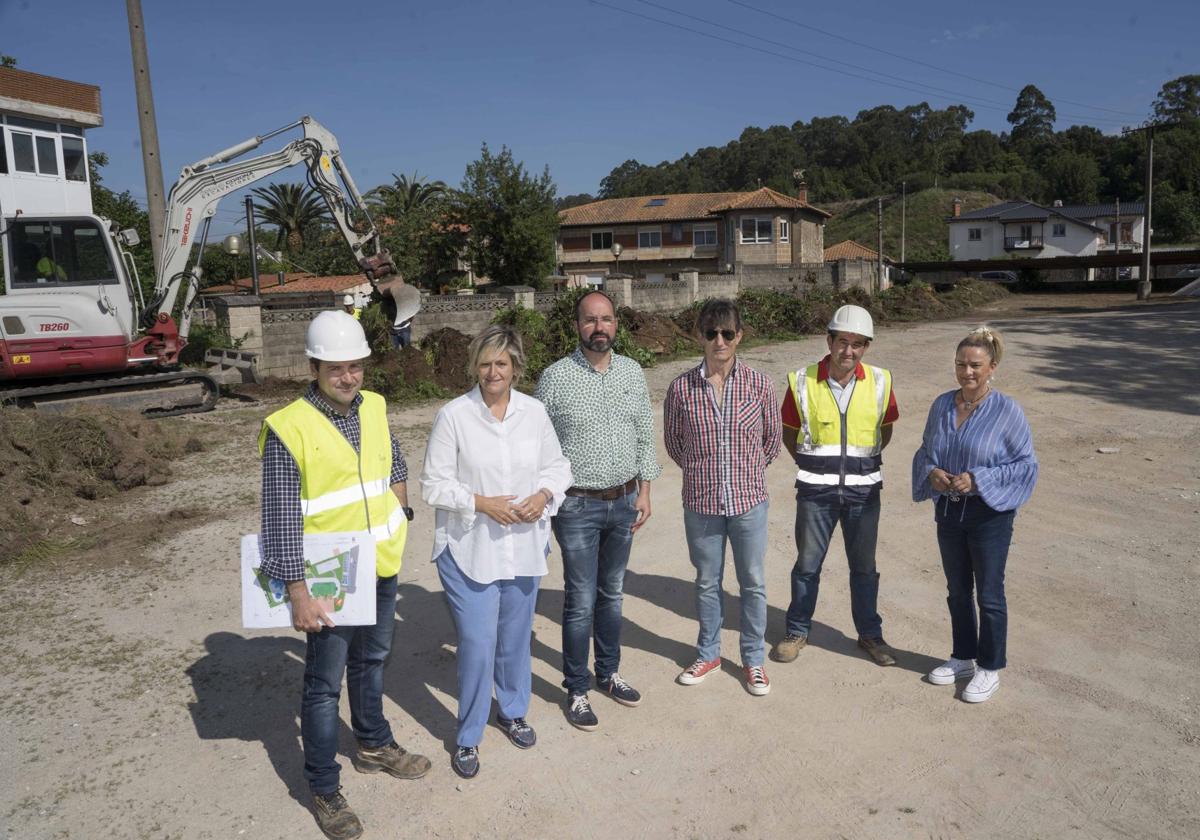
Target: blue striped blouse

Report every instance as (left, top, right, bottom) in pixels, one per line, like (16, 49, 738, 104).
(911, 389, 1038, 512)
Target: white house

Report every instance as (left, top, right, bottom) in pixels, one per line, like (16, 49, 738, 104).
(0, 66, 102, 218)
(948, 199, 1145, 261)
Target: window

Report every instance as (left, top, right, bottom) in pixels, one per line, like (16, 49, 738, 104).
(62, 136, 86, 181)
(779, 220, 790, 242)
(693, 226, 717, 247)
(645, 198, 667, 207)
(638, 228, 662, 248)
(591, 231, 613, 250)
(35, 136, 58, 175)
(1052, 223, 1066, 238)
(8, 219, 118, 287)
(740, 217, 772, 244)
(12, 132, 36, 173)
(0, 128, 7, 174)
(968, 228, 982, 241)
(671, 223, 683, 243)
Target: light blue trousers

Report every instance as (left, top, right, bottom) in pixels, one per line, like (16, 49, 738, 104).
(437, 548, 539, 748)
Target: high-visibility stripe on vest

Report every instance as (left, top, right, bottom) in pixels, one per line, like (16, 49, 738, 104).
(787, 363, 892, 492)
(258, 390, 406, 576)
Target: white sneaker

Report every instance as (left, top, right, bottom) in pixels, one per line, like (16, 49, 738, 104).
(962, 668, 1000, 703)
(927, 656, 976, 685)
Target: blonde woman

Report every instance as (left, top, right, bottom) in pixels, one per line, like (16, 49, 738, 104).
(420, 325, 572, 778)
(912, 326, 1038, 703)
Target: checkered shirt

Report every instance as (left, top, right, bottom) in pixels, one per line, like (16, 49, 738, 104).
(259, 383, 407, 581)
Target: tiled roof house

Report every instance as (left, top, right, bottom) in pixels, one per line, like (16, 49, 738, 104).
(557, 186, 830, 284)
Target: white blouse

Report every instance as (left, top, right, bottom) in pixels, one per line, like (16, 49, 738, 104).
(420, 386, 573, 584)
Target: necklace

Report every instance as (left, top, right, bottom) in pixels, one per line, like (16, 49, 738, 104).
(958, 384, 990, 411)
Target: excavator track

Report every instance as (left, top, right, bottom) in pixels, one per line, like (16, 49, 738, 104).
(0, 370, 220, 417)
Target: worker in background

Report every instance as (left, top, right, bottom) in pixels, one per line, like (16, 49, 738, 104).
(342, 294, 361, 320)
(36, 253, 68, 281)
(772, 305, 901, 669)
(258, 310, 429, 840)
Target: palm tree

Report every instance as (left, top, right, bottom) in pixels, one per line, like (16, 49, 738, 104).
(251, 183, 330, 252)
(365, 172, 448, 216)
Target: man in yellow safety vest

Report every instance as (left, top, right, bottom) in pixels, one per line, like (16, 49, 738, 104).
(257, 310, 429, 840)
(770, 305, 901, 669)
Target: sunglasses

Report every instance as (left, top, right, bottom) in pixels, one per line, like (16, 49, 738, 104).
(704, 328, 737, 342)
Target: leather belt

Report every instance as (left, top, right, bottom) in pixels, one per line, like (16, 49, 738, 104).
(565, 477, 638, 500)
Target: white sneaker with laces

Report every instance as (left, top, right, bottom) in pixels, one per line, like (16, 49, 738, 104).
(927, 656, 976, 685)
(962, 667, 1000, 703)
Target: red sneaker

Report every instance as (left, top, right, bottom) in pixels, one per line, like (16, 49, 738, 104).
(677, 657, 721, 685)
(743, 664, 770, 696)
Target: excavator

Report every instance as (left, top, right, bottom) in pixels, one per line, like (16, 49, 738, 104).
(0, 115, 410, 415)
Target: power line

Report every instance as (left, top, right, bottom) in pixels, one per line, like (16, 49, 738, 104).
(724, 0, 1148, 120)
(590, 1, 1128, 127)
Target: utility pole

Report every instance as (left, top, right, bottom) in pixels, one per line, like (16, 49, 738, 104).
(126, 0, 167, 279)
(876, 197, 884, 293)
(1121, 122, 1174, 300)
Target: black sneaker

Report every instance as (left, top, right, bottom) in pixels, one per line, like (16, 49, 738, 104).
(566, 692, 599, 731)
(451, 745, 480, 779)
(496, 715, 537, 749)
(312, 787, 364, 840)
(596, 672, 642, 707)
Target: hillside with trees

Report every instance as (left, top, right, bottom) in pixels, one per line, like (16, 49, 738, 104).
(597, 76, 1200, 250)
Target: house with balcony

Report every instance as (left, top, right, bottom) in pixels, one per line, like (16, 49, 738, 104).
(557, 186, 830, 286)
(948, 199, 1145, 262)
(0, 66, 102, 219)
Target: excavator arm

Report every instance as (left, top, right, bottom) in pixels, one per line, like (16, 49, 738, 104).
(143, 116, 395, 359)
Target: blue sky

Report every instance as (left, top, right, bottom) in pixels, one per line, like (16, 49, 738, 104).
(2, 0, 1194, 232)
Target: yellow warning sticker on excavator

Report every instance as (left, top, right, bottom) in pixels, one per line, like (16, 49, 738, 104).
(320, 155, 331, 171)
(13, 355, 31, 364)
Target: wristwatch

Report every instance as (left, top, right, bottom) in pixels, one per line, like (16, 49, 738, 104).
(402, 506, 414, 522)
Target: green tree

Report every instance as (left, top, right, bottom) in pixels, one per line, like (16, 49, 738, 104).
(1041, 150, 1101, 204)
(250, 182, 329, 251)
(1, 55, 16, 68)
(365, 172, 447, 216)
(1153, 75, 1200, 122)
(459, 143, 558, 289)
(1006, 84, 1057, 145)
(556, 193, 595, 210)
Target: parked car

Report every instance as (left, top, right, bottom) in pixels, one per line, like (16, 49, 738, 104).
(977, 270, 1019, 284)
(1175, 265, 1200, 280)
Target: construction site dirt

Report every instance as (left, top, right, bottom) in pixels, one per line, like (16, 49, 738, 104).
(2, 292, 1197, 840)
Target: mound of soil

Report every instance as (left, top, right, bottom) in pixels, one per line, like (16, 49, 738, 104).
(619, 307, 698, 355)
(231, 376, 306, 401)
(421, 328, 473, 392)
(0, 408, 202, 560)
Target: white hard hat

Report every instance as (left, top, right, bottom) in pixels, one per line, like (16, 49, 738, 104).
(343, 294, 355, 306)
(827, 304, 874, 340)
(306, 310, 371, 361)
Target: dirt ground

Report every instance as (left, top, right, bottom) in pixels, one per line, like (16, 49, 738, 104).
(2, 292, 1198, 840)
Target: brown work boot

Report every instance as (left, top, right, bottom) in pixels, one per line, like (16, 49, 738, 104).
(353, 741, 432, 779)
(312, 787, 363, 840)
(769, 633, 808, 663)
(857, 636, 897, 667)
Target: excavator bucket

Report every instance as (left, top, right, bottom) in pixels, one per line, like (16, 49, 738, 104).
(375, 278, 422, 326)
(204, 348, 263, 385)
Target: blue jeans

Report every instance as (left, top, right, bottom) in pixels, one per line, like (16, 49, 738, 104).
(552, 487, 639, 694)
(785, 489, 883, 638)
(684, 501, 769, 666)
(935, 497, 1014, 671)
(437, 548, 539, 748)
(302, 573, 398, 795)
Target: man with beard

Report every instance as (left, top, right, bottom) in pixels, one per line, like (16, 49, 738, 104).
(535, 290, 661, 731)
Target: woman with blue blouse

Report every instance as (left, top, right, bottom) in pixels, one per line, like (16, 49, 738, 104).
(912, 326, 1037, 703)
(421, 325, 573, 778)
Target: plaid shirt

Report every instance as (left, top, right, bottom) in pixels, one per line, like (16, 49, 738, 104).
(259, 383, 407, 581)
(663, 359, 782, 516)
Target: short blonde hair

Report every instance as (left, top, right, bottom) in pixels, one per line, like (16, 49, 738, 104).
(957, 325, 1004, 365)
(467, 324, 526, 384)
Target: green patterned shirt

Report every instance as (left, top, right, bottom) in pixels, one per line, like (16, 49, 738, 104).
(535, 348, 662, 490)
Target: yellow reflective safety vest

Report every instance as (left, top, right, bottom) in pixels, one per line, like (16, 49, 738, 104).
(258, 391, 407, 576)
(787, 362, 892, 494)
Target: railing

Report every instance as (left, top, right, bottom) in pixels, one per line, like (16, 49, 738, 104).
(1004, 236, 1044, 250)
(420, 294, 509, 313)
(533, 291, 561, 309)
